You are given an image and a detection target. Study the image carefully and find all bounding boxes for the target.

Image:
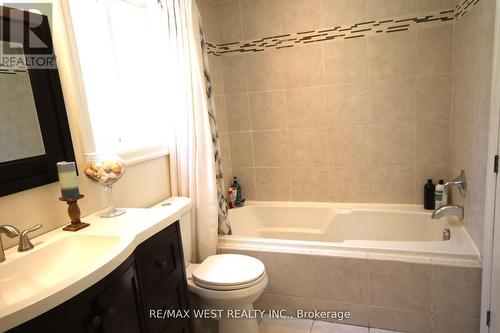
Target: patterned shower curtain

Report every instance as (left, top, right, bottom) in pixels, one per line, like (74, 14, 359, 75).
(197, 11, 231, 235)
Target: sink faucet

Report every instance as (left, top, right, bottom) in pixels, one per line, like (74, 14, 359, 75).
(0, 225, 20, 263)
(431, 205, 464, 220)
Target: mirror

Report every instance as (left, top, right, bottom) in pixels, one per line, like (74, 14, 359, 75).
(0, 41, 45, 163)
(0, 6, 76, 197)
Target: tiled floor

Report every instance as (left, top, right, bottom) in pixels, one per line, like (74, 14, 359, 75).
(259, 317, 402, 333)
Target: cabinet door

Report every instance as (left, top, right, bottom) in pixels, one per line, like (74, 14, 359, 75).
(96, 263, 143, 333)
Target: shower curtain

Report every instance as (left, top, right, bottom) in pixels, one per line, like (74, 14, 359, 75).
(162, 0, 230, 262)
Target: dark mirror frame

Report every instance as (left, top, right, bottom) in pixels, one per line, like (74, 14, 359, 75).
(0, 6, 76, 197)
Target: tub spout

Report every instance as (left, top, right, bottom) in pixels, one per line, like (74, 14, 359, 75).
(431, 205, 464, 220)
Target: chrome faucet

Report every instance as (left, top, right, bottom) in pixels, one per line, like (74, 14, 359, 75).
(0, 225, 20, 263)
(431, 170, 467, 221)
(431, 205, 464, 220)
(18, 224, 43, 252)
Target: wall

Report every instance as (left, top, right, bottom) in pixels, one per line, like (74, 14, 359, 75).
(222, 248, 482, 332)
(200, 0, 456, 204)
(0, 1, 171, 250)
(449, 0, 495, 256)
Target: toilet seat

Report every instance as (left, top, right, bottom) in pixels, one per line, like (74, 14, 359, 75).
(192, 254, 266, 291)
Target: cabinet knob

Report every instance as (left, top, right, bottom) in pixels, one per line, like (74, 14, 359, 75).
(155, 260, 168, 270)
(92, 315, 102, 328)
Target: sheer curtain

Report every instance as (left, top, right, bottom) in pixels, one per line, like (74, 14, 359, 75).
(163, 0, 230, 262)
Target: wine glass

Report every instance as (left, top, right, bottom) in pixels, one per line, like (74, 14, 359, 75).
(84, 153, 126, 218)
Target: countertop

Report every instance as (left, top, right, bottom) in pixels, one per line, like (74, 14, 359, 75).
(0, 196, 191, 332)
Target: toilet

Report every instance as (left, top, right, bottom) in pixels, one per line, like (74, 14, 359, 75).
(179, 209, 268, 333)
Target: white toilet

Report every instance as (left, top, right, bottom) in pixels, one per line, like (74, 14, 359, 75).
(179, 209, 268, 333)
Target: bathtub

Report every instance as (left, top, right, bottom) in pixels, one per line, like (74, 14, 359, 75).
(218, 201, 481, 267)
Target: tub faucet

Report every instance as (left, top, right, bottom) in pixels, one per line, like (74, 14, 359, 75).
(0, 225, 20, 263)
(431, 205, 464, 220)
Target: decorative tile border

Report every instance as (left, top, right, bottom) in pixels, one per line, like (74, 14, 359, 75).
(206, 0, 480, 56)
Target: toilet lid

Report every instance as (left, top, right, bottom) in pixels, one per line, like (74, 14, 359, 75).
(192, 254, 265, 288)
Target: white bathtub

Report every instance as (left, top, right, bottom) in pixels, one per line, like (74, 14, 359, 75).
(218, 201, 481, 267)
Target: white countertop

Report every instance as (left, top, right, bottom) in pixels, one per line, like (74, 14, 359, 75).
(0, 196, 191, 332)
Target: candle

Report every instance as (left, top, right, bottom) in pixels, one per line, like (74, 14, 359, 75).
(57, 161, 80, 199)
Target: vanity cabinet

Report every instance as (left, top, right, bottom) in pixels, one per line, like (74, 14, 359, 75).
(9, 221, 191, 333)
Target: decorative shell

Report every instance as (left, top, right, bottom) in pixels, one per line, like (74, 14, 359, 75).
(84, 154, 126, 186)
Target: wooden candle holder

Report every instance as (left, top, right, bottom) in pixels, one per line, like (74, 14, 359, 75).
(59, 194, 89, 232)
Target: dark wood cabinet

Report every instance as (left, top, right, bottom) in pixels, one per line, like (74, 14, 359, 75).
(9, 221, 191, 333)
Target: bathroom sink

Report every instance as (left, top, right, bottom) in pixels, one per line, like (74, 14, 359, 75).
(0, 235, 121, 308)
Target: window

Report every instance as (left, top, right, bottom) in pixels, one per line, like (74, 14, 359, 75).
(68, 0, 173, 163)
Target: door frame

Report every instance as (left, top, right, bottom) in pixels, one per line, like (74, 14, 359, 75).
(480, 0, 500, 332)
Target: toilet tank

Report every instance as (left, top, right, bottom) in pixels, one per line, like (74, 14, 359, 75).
(179, 210, 192, 266)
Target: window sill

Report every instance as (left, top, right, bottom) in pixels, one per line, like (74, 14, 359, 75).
(118, 146, 170, 167)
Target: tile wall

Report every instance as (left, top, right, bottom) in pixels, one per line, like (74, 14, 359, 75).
(221, 248, 482, 333)
(450, 0, 495, 255)
(199, 0, 457, 204)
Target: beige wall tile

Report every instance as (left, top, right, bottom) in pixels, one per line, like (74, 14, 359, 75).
(451, 69, 475, 124)
(368, 31, 416, 80)
(290, 168, 329, 202)
(311, 256, 369, 304)
(255, 168, 291, 200)
(324, 39, 368, 85)
(219, 133, 232, 171)
(369, 123, 415, 165)
(328, 167, 371, 202)
(226, 94, 251, 131)
(432, 265, 482, 318)
(367, 0, 416, 20)
(369, 261, 432, 311)
(369, 78, 416, 124)
(475, 64, 493, 133)
(229, 132, 254, 167)
(327, 126, 369, 166)
(416, 120, 449, 165)
(232, 168, 256, 200)
(286, 87, 328, 128)
(322, 0, 367, 27)
(417, 24, 452, 76)
(216, 0, 243, 44)
(256, 294, 370, 326)
(416, 0, 454, 13)
(279, 0, 324, 32)
(214, 95, 228, 133)
(449, 121, 473, 173)
(240, 0, 282, 40)
(249, 91, 287, 130)
(416, 74, 451, 122)
(326, 83, 369, 126)
(369, 307, 431, 333)
(370, 166, 416, 203)
(208, 55, 224, 95)
(476, 0, 496, 66)
(287, 129, 329, 167)
(253, 130, 288, 167)
(283, 45, 324, 88)
(246, 50, 286, 92)
(432, 313, 480, 333)
(251, 251, 314, 297)
(471, 129, 489, 201)
(222, 54, 248, 94)
(452, 13, 477, 72)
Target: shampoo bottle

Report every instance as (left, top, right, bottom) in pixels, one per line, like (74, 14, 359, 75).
(424, 179, 435, 210)
(232, 177, 243, 203)
(435, 180, 445, 209)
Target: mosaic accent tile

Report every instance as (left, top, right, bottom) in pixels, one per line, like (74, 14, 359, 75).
(206, 0, 480, 57)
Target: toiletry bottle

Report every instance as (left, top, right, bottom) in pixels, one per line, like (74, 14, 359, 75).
(232, 177, 242, 203)
(424, 179, 435, 210)
(227, 189, 235, 209)
(435, 180, 445, 209)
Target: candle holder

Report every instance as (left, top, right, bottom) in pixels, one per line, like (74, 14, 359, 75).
(60, 194, 89, 232)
